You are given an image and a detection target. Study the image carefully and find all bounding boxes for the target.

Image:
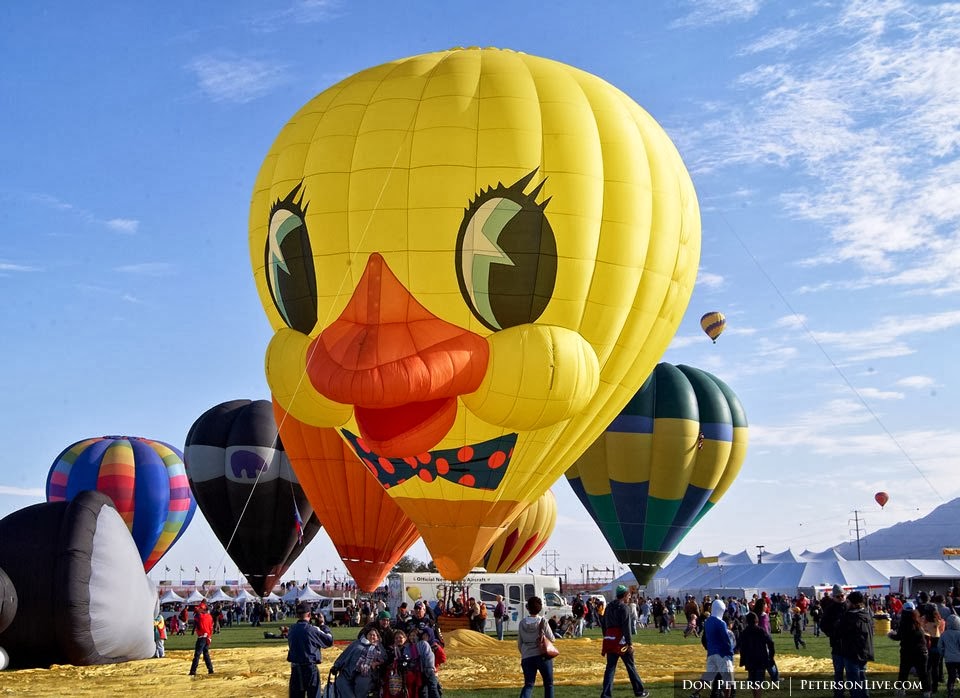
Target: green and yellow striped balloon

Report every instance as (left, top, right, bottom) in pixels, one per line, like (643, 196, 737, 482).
(565, 363, 747, 585)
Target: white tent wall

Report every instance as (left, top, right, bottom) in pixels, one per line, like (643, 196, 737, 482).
(630, 548, 957, 600)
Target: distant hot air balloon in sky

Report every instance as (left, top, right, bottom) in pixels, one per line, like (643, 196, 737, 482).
(46, 435, 196, 572)
(566, 363, 748, 585)
(700, 312, 726, 343)
(273, 401, 420, 592)
(483, 490, 557, 573)
(183, 400, 321, 597)
(875, 492, 889, 508)
(250, 47, 701, 579)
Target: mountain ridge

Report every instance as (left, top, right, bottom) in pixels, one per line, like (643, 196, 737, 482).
(831, 496, 960, 560)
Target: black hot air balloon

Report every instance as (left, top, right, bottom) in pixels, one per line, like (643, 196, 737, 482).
(184, 399, 321, 596)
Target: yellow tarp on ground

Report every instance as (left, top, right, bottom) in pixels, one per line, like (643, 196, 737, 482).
(0, 630, 894, 697)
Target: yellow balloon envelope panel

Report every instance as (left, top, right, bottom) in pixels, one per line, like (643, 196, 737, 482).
(566, 363, 748, 585)
(250, 48, 701, 579)
(482, 490, 557, 573)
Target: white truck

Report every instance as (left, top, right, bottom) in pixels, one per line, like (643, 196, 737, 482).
(386, 570, 572, 633)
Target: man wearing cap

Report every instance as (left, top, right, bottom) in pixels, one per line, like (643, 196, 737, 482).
(189, 601, 215, 676)
(820, 585, 847, 697)
(360, 610, 396, 648)
(395, 601, 411, 627)
(600, 585, 649, 698)
(288, 603, 334, 698)
(403, 601, 443, 646)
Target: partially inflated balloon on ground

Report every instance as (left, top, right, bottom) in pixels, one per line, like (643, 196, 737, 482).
(183, 399, 322, 597)
(566, 363, 748, 584)
(46, 435, 196, 572)
(0, 491, 157, 668)
(250, 48, 700, 578)
(273, 401, 420, 591)
(483, 490, 556, 573)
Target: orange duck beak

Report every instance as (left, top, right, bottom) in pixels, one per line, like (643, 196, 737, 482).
(305, 253, 489, 458)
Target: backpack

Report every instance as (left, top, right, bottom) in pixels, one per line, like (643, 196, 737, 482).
(432, 642, 447, 667)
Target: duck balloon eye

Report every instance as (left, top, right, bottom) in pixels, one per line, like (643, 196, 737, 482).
(265, 182, 318, 334)
(455, 169, 557, 331)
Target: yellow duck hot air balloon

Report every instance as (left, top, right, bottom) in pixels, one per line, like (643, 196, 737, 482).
(483, 490, 557, 573)
(250, 48, 701, 579)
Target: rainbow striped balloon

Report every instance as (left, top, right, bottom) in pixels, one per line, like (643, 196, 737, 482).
(46, 436, 196, 572)
(482, 490, 556, 573)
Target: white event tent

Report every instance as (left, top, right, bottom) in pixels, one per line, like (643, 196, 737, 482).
(603, 549, 960, 599)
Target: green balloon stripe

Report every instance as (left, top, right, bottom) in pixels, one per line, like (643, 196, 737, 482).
(586, 492, 626, 550)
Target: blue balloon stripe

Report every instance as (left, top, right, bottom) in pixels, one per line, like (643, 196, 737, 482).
(130, 439, 170, 565)
(609, 479, 649, 548)
(64, 439, 112, 500)
(700, 422, 733, 442)
(607, 414, 654, 434)
(659, 486, 712, 551)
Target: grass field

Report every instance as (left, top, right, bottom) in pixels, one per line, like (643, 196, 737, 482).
(162, 620, 903, 698)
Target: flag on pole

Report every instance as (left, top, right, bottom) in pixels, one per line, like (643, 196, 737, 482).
(180, 566, 184, 573)
(195, 566, 201, 575)
(293, 500, 304, 545)
(165, 566, 170, 573)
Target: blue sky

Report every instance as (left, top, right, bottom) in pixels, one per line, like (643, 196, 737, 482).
(3, 0, 959, 585)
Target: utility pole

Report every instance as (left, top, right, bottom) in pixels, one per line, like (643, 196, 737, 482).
(849, 510, 864, 561)
(541, 550, 560, 576)
(756, 545, 765, 564)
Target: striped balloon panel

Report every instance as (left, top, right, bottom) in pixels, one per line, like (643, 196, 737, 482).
(143, 440, 196, 571)
(483, 490, 556, 572)
(46, 438, 102, 501)
(44, 436, 197, 572)
(565, 363, 747, 583)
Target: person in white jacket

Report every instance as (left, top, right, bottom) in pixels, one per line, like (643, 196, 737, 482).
(517, 596, 556, 698)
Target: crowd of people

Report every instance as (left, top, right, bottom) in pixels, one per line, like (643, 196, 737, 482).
(157, 583, 960, 698)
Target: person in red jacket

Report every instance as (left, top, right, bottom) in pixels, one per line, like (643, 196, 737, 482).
(189, 601, 215, 675)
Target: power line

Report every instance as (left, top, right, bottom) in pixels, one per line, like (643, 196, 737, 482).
(717, 211, 943, 502)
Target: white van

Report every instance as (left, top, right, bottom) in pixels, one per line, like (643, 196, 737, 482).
(314, 596, 355, 624)
(386, 570, 571, 633)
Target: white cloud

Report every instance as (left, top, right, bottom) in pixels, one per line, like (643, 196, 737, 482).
(685, 0, 960, 293)
(856, 387, 904, 400)
(668, 334, 703, 349)
(774, 314, 807, 329)
(896, 375, 935, 389)
(106, 218, 139, 234)
(285, 0, 340, 23)
(114, 262, 174, 276)
(811, 310, 960, 361)
(187, 55, 288, 103)
(0, 260, 38, 272)
(0, 485, 44, 497)
(673, 0, 765, 28)
(697, 271, 725, 289)
(738, 26, 808, 55)
(20, 191, 138, 234)
(121, 293, 142, 303)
